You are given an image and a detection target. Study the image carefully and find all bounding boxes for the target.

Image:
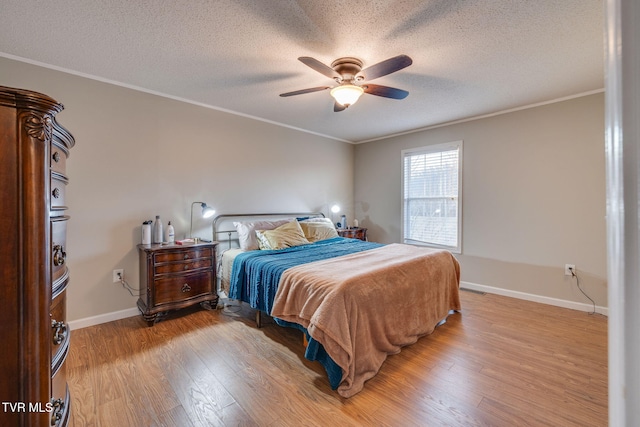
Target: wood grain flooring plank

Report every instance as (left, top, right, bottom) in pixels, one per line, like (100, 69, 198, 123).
(66, 293, 608, 426)
(150, 405, 195, 427)
(66, 366, 97, 427)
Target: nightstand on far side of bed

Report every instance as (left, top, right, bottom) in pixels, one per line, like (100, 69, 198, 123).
(337, 227, 368, 241)
(137, 242, 218, 326)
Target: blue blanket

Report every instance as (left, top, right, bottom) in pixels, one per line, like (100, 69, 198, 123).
(229, 237, 383, 314)
(228, 237, 383, 389)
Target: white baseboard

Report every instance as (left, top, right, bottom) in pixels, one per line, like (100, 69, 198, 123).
(68, 307, 140, 330)
(461, 281, 609, 316)
(68, 282, 608, 331)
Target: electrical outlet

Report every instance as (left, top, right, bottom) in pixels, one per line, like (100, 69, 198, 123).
(113, 269, 124, 283)
(564, 264, 575, 276)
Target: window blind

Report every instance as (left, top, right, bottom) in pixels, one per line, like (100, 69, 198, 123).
(402, 141, 462, 252)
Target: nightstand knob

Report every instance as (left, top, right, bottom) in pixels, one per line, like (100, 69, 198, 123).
(183, 264, 189, 270)
(181, 284, 191, 293)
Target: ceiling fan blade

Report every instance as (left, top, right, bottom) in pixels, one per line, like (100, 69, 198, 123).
(357, 54, 413, 81)
(363, 84, 409, 99)
(298, 57, 342, 80)
(334, 102, 346, 112)
(280, 86, 331, 97)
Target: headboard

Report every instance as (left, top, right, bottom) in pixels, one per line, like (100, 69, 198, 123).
(213, 212, 326, 250)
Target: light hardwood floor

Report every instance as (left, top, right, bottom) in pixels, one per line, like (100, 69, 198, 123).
(66, 290, 607, 426)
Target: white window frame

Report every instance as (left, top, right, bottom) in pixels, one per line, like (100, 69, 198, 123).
(401, 140, 463, 253)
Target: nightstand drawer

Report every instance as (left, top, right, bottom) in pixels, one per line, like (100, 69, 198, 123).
(154, 271, 213, 306)
(337, 227, 368, 241)
(154, 247, 212, 263)
(154, 258, 213, 274)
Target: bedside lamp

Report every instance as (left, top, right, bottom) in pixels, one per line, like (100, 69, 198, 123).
(190, 201, 215, 238)
(330, 204, 340, 226)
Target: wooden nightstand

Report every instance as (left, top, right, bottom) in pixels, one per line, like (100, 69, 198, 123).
(137, 242, 218, 326)
(337, 227, 368, 241)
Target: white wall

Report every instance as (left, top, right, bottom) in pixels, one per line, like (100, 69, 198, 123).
(1, 57, 353, 323)
(1, 55, 608, 321)
(355, 94, 607, 310)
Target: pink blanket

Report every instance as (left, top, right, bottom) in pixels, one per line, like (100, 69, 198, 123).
(271, 243, 461, 397)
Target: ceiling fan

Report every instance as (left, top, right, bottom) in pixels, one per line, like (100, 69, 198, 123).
(279, 54, 413, 112)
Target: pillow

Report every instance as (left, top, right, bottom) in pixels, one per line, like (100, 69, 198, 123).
(299, 219, 338, 242)
(233, 218, 292, 251)
(255, 220, 310, 250)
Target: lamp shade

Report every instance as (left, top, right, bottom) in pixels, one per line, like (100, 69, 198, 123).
(190, 201, 216, 238)
(330, 84, 364, 107)
(201, 204, 215, 218)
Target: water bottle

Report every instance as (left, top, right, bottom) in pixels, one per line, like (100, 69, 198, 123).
(141, 220, 152, 244)
(340, 215, 347, 229)
(153, 215, 163, 244)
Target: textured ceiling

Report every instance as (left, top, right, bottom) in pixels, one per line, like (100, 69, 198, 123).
(0, 1, 604, 143)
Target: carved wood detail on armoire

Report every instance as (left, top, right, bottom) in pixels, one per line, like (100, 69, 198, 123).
(0, 86, 75, 426)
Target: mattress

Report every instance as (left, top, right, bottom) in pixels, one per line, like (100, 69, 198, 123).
(219, 248, 244, 296)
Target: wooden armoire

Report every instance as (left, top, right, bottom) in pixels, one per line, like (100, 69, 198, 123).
(0, 86, 74, 426)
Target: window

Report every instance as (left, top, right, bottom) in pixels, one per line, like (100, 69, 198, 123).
(401, 141, 462, 253)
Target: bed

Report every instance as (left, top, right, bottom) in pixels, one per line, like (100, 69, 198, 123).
(214, 213, 461, 398)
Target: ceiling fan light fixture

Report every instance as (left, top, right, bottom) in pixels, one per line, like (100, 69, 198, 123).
(330, 84, 364, 107)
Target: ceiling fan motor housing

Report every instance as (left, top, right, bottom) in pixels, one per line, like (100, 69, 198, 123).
(331, 57, 363, 82)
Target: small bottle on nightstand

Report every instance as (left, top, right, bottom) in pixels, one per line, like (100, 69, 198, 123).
(166, 221, 175, 244)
